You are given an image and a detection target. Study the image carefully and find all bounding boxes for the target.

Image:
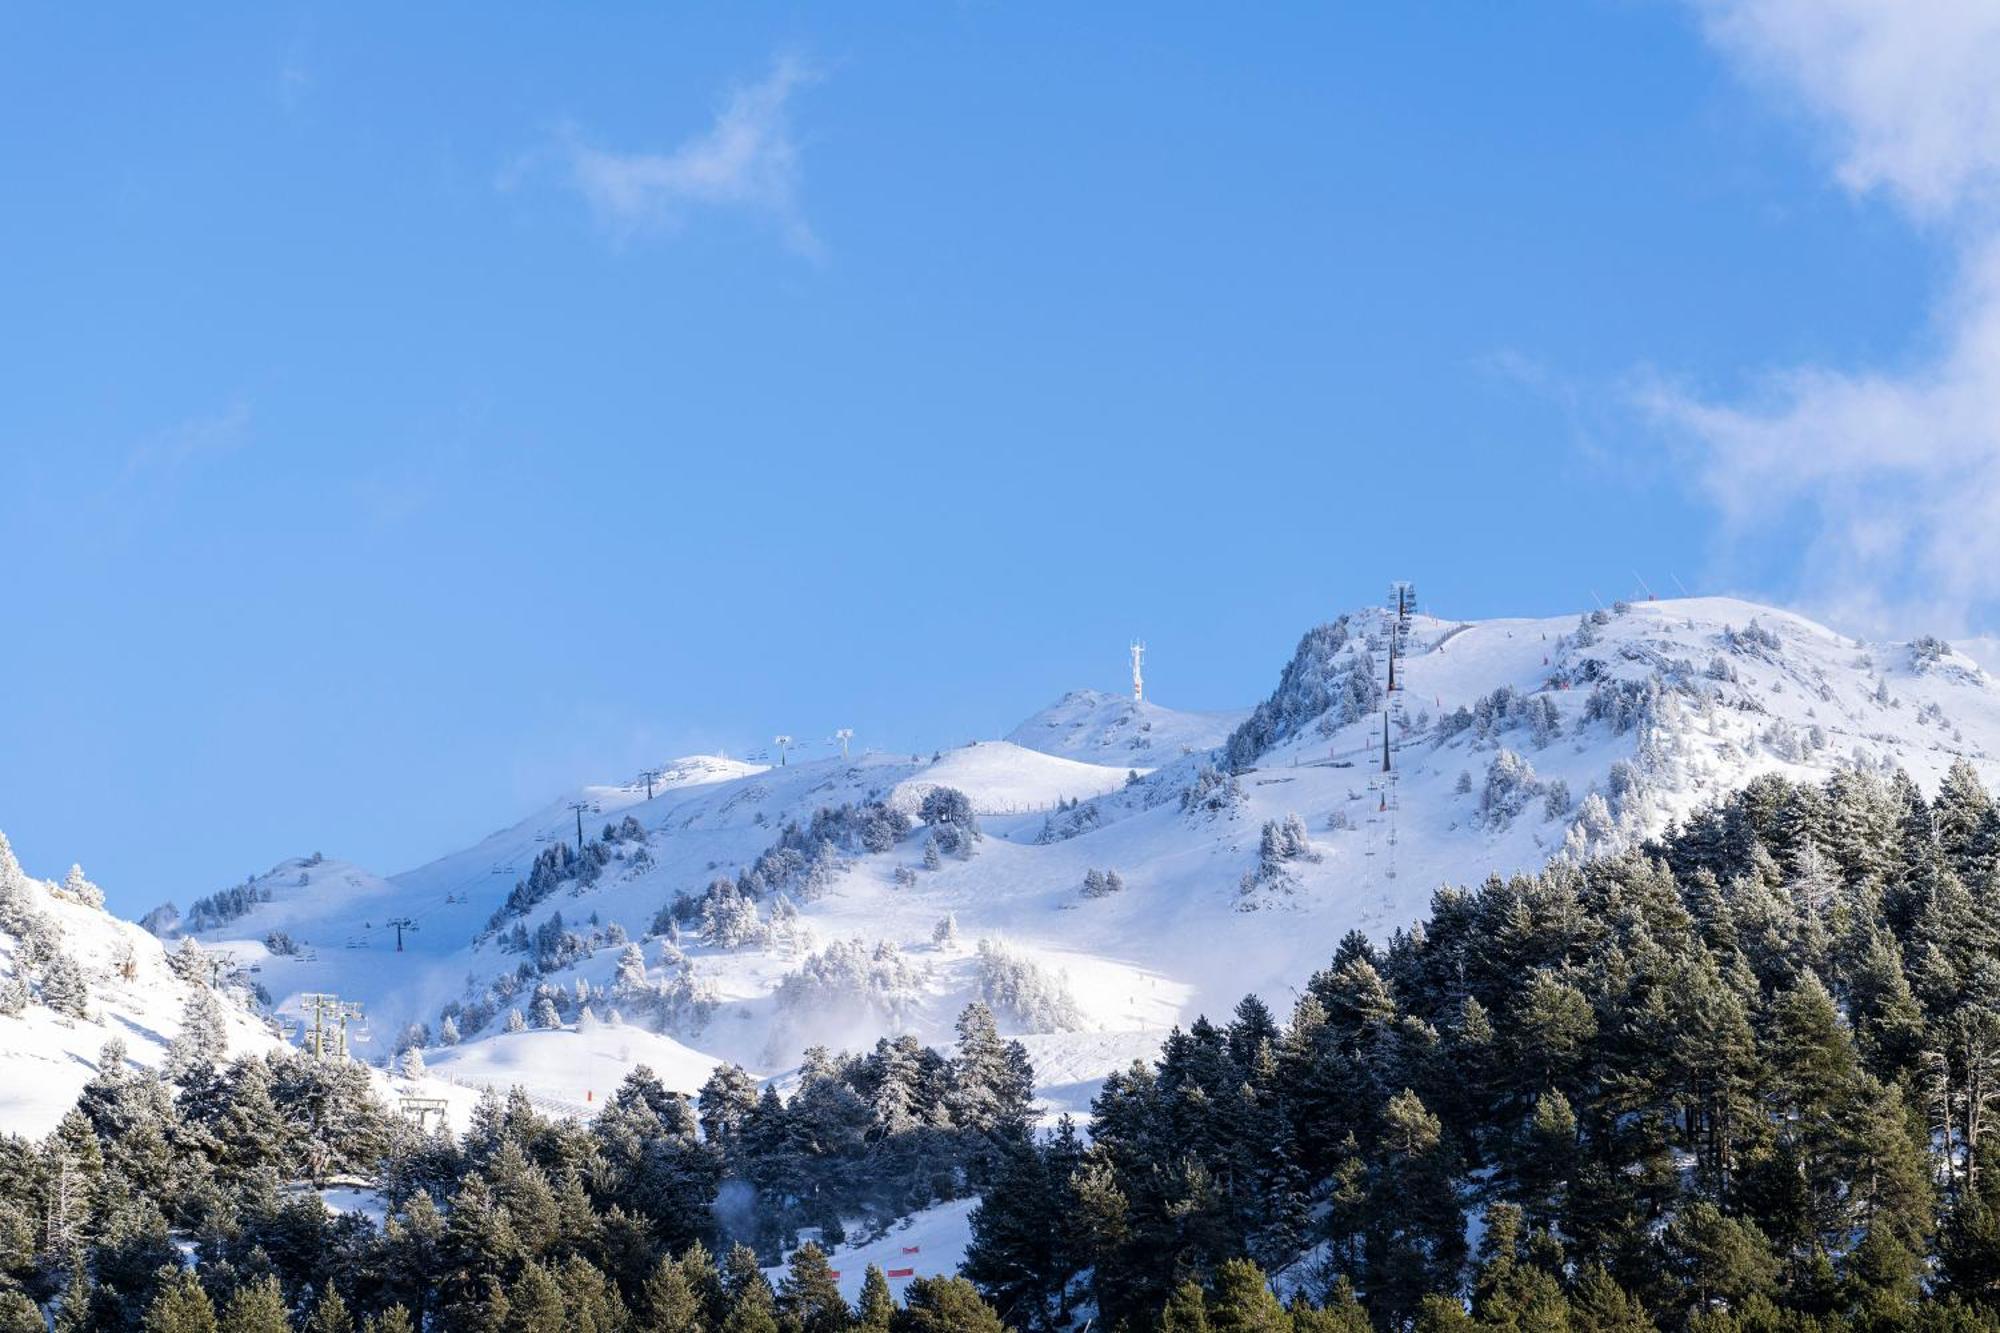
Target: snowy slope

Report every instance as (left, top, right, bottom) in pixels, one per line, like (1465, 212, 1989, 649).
(763, 1198, 977, 1305)
(0, 836, 283, 1136)
(18, 594, 2000, 1147)
(1006, 689, 1246, 764)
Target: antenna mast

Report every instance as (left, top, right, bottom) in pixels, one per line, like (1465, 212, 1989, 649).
(1130, 641, 1146, 703)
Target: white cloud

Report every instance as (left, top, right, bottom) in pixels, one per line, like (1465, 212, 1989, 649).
(1651, 1, 2000, 634)
(122, 401, 252, 480)
(541, 56, 820, 255)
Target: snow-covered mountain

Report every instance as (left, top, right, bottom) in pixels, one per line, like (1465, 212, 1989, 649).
(11, 593, 2000, 1140)
(1006, 689, 1245, 764)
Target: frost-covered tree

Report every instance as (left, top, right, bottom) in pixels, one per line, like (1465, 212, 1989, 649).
(39, 952, 89, 1018)
(613, 942, 649, 996)
(934, 913, 960, 948)
(975, 938, 1083, 1032)
(166, 983, 227, 1081)
(506, 1008, 526, 1033)
(400, 1045, 427, 1079)
(920, 786, 980, 858)
(1541, 779, 1571, 821)
(439, 1014, 460, 1046)
(1479, 749, 1542, 828)
(54, 865, 103, 909)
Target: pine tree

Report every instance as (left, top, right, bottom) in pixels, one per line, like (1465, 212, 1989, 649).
(143, 1266, 219, 1333)
(219, 1276, 292, 1333)
(304, 1289, 355, 1333)
(0, 1290, 43, 1333)
(39, 952, 89, 1018)
(167, 983, 227, 1083)
(1206, 1258, 1288, 1333)
(505, 1261, 566, 1333)
(855, 1267, 895, 1332)
(891, 1277, 1005, 1333)
(776, 1243, 850, 1333)
(1160, 1280, 1210, 1333)
(639, 1255, 703, 1332)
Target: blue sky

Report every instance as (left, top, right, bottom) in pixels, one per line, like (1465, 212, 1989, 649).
(2, 3, 1990, 913)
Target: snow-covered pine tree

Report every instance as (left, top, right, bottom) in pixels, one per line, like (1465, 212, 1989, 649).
(166, 982, 227, 1082)
(39, 952, 89, 1018)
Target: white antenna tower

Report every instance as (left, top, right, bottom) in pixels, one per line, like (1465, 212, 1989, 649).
(1130, 640, 1146, 703)
(834, 728, 854, 761)
(773, 735, 793, 767)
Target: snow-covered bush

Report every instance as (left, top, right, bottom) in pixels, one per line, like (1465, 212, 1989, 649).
(1911, 635, 1952, 670)
(699, 881, 766, 950)
(1542, 779, 1571, 821)
(1180, 765, 1246, 818)
(1723, 619, 1781, 654)
(775, 938, 928, 1030)
(1080, 868, 1126, 899)
(919, 787, 980, 858)
(1479, 749, 1543, 828)
(975, 938, 1083, 1033)
(52, 865, 104, 910)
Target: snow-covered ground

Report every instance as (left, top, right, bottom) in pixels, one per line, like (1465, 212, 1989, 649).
(12, 594, 2000, 1148)
(763, 1198, 978, 1304)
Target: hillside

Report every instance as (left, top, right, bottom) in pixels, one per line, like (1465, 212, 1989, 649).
(12, 593, 2000, 1138)
(0, 835, 282, 1136)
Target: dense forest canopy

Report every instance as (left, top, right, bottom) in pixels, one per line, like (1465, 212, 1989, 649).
(12, 761, 2000, 1330)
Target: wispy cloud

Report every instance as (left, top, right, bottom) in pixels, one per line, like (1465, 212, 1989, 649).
(525, 55, 820, 256)
(1648, 1, 2000, 634)
(123, 400, 252, 481)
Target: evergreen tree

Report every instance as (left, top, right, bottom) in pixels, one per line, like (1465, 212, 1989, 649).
(40, 952, 89, 1018)
(855, 1267, 895, 1332)
(776, 1243, 851, 1333)
(218, 1276, 292, 1333)
(304, 1288, 355, 1333)
(144, 1265, 219, 1333)
(889, 1276, 1004, 1333)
